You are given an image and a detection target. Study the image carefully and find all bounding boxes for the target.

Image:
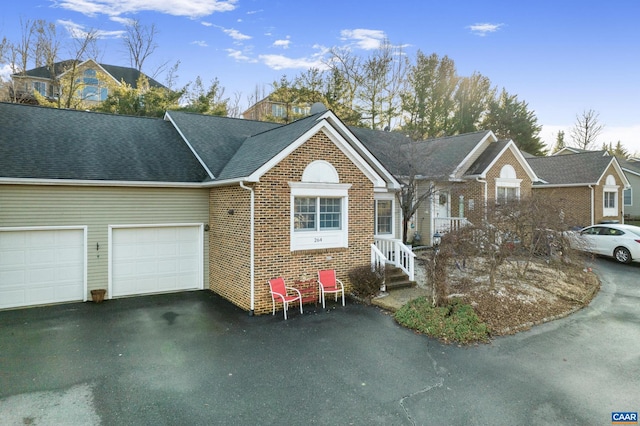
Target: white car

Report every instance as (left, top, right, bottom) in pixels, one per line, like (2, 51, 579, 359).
(572, 223, 640, 264)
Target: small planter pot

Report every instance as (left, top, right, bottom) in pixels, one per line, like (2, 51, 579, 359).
(90, 289, 106, 303)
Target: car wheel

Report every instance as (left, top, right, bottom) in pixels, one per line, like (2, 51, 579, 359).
(614, 247, 632, 264)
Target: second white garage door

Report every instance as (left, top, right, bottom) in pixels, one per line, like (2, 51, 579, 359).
(110, 225, 203, 297)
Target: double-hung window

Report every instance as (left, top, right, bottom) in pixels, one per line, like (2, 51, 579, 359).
(603, 175, 619, 217)
(290, 161, 350, 251)
(375, 199, 393, 235)
(294, 197, 342, 231)
(495, 165, 521, 204)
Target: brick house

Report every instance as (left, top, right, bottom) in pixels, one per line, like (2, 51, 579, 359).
(353, 129, 538, 245)
(0, 102, 401, 313)
(526, 151, 630, 227)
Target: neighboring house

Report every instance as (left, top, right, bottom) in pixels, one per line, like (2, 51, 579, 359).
(619, 158, 640, 219)
(526, 151, 630, 227)
(353, 129, 539, 246)
(10, 59, 166, 105)
(242, 96, 311, 122)
(0, 102, 403, 313)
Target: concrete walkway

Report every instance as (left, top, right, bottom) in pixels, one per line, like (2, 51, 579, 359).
(371, 286, 430, 312)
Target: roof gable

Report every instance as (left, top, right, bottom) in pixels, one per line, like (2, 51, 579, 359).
(464, 140, 539, 181)
(527, 151, 626, 186)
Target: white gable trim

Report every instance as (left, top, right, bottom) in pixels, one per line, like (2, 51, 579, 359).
(315, 111, 401, 190)
(57, 59, 121, 86)
(451, 131, 498, 178)
(247, 118, 390, 189)
(473, 140, 539, 182)
(595, 158, 631, 188)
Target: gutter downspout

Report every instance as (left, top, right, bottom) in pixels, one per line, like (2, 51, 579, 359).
(476, 177, 488, 221)
(240, 182, 255, 316)
(589, 185, 595, 225)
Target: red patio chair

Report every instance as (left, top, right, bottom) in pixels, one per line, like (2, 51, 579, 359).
(268, 277, 303, 320)
(317, 269, 345, 309)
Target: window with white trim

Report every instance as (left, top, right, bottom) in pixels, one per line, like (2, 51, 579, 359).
(603, 175, 619, 216)
(495, 165, 521, 203)
(375, 199, 393, 235)
(290, 161, 350, 251)
(623, 188, 632, 206)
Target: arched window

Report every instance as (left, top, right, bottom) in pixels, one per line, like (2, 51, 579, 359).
(290, 161, 351, 251)
(495, 164, 521, 203)
(603, 174, 619, 217)
(82, 69, 108, 102)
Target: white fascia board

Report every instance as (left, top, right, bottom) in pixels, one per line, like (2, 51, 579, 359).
(476, 140, 539, 181)
(532, 182, 595, 188)
(316, 111, 402, 189)
(164, 112, 216, 180)
(595, 158, 631, 188)
(622, 167, 640, 178)
(0, 177, 206, 188)
(247, 119, 393, 190)
(451, 130, 497, 177)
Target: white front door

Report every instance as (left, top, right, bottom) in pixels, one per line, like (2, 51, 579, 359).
(433, 190, 451, 233)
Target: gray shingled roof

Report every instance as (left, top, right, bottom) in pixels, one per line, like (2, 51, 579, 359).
(166, 111, 280, 179)
(217, 114, 323, 180)
(351, 129, 493, 178)
(464, 140, 510, 176)
(0, 102, 208, 182)
(527, 151, 612, 185)
(18, 60, 166, 89)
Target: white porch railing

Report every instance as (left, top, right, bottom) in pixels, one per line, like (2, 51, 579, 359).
(373, 238, 416, 281)
(433, 217, 470, 234)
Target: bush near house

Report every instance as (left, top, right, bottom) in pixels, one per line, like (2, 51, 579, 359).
(348, 265, 384, 301)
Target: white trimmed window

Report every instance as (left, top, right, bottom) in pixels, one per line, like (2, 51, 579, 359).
(623, 188, 632, 206)
(290, 161, 351, 251)
(603, 175, 619, 216)
(375, 196, 394, 236)
(495, 165, 521, 203)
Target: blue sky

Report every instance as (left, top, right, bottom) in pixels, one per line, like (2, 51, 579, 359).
(2, 0, 639, 154)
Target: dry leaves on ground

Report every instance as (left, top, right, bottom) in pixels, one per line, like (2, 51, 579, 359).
(421, 255, 600, 336)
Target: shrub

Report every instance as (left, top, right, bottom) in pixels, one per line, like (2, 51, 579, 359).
(348, 265, 383, 299)
(394, 297, 490, 344)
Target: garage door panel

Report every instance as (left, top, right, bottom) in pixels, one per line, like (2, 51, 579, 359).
(111, 226, 202, 297)
(0, 228, 85, 309)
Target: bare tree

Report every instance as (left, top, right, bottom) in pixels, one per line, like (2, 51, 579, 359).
(570, 109, 604, 150)
(122, 20, 158, 71)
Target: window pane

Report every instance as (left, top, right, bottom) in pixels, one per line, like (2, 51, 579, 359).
(294, 197, 316, 230)
(319, 198, 341, 230)
(624, 188, 632, 206)
(604, 192, 616, 208)
(376, 200, 392, 234)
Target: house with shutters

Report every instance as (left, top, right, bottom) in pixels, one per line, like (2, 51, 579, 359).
(0, 102, 407, 313)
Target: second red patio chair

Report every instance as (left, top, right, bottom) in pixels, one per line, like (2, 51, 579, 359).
(317, 269, 345, 309)
(268, 277, 303, 320)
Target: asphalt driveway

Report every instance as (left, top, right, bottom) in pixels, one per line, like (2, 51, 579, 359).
(0, 258, 638, 425)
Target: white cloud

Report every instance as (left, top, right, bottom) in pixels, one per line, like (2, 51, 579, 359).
(468, 23, 504, 36)
(0, 63, 13, 81)
(218, 26, 251, 41)
(192, 40, 208, 47)
(201, 21, 213, 27)
(258, 54, 328, 71)
(273, 37, 290, 49)
(226, 48, 257, 63)
(340, 29, 386, 50)
(57, 19, 124, 39)
(54, 0, 238, 19)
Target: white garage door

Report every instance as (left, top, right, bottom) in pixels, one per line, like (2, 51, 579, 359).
(0, 227, 86, 309)
(110, 225, 202, 297)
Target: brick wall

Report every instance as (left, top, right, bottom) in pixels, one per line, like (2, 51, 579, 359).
(530, 186, 592, 227)
(209, 130, 375, 315)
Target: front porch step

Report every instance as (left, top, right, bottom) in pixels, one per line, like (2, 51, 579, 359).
(384, 265, 416, 290)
